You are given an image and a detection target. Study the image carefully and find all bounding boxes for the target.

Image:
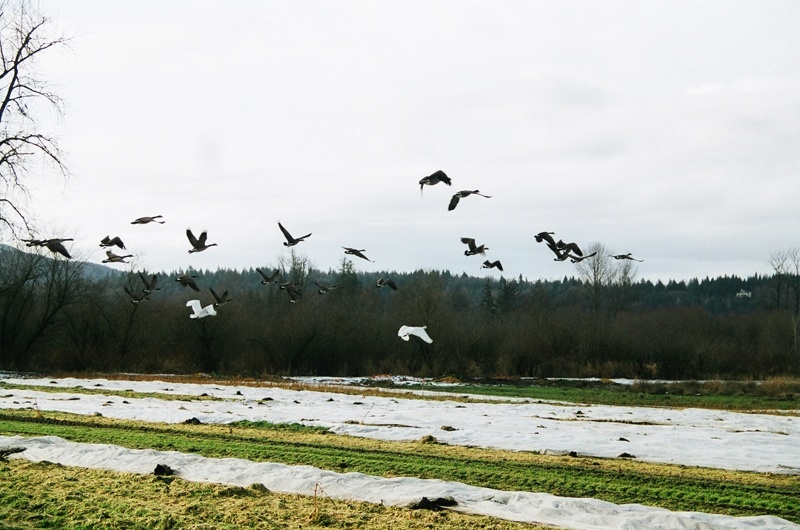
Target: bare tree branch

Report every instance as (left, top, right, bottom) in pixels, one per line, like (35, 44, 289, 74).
(0, 0, 68, 237)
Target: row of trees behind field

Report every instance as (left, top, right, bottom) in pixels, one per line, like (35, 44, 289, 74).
(1, 244, 798, 379)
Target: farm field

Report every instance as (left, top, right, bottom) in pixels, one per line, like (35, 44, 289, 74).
(1, 374, 799, 529)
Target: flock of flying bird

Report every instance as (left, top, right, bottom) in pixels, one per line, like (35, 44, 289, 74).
(18, 170, 643, 342)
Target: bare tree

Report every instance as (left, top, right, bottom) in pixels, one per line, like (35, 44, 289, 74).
(608, 256, 638, 315)
(574, 242, 616, 315)
(0, 0, 68, 235)
(768, 249, 789, 310)
(785, 248, 800, 368)
(0, 244, 85, 369)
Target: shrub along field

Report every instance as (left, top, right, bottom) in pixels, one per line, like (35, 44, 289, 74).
(1, 378, 798, 528)
(2, 245, 799, 381)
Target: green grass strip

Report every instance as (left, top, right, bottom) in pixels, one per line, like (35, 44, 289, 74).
(397, 380, 800, 412)
(0, 409, 798, 523)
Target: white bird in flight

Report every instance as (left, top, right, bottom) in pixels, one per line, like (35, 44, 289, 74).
(186, 299, 217, 319)
(398, 325, 433, 344)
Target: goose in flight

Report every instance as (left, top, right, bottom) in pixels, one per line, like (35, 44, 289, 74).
(36, 238, 72, 258)
(186, 229, 218, 253)
(552, 246, 573, 262)
(612, 253, 644, 262)
(287, 287, 303, 303)
(102, 250, 133, 264)
(419, 170, 452, 195)
(100, 235, 126, 250)
(210, 287, 231, 306)
(278, 222, 311, 247)
(535, 232, 563, 261)
(280, 282, 303, 303)
(398, 325, 433, 344)
(186, 299, 217, 319)
(343, 247, 373, 262)
(570, 252, 598, 263)
(543, 240, 580, 263)
(176, 274, 200, 292)
(461, 237, 488, 256)
(21, 238, 47, 247)
(131, 215, 164, 225)
(124, 286, 149, 304)
(481, 260, 503, 271)
(256, 268, 280, 285)
(534, 231, 556, 246)
(448, 190, 491, 211)
(314, 281, 337, 294)
(22, 238, 73, 258)
(376, 277, 398, 290)
(139, 273, 159, 294)
(556, 240, 583, 257)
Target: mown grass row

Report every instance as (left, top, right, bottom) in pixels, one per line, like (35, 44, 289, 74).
(1, 460, 543, 530)
(396, 378, 800, 412)
(1, 409, 798, 523)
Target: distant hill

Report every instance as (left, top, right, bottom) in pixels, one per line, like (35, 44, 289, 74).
(0, 243, 124, 281)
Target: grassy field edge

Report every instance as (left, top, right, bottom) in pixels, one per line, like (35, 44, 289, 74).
(0, 409, 798, 524)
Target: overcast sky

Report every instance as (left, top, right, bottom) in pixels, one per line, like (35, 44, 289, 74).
(10, 1, 799, 282)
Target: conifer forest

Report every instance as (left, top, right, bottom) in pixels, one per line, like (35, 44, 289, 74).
(1, 244, 798, 380)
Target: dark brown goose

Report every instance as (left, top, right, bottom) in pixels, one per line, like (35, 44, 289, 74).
(419, 170, 452, 196)
(186, 229, 218, 253)
(139, 273, 159, 294)
(534, 231, 556, 246)
(22, 238, 73, 258)
(176, 274, 200, 292)
(314, 281, 337, 294)
(131, 215, 164, 225)
(124, 286, 149, 304)
(100, 235, 126, 249)
(343, 247, 373, 262)
(278, 222, 311, 247)
(612, 253, 644, 262)
(570, 252, 598, 263)
(280, 282, 303, 303)
(448, 190, 491, 211)
(20, 238, 48, 247)
(44, 238, 73, 259)
(210, 287, 231, 306)
(481, 260, 503, 271)
(376, 277, 398, 290)
(543, 240, 568, 261)
(102, 250, 133, 264)
(256, 268, 280, 285)
(556, 240, 583, 257)
(461, 237, 488, 256)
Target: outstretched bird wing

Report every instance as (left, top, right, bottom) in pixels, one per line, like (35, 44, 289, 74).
(460, 237, 477, 251)
(448, 195, 461, 211)
(278, 222, 294, 243)
(209, 287, 222, 303)
(186, 230, 200, 248)
(257, 268, 279, 283)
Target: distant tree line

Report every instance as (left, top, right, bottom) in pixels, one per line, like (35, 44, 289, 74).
(1, 244, 798, 379)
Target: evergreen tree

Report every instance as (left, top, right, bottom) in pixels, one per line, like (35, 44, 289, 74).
(335, 258, 360, 295)
(479, 279, 496, 316)
(496, 276, 521, 315)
